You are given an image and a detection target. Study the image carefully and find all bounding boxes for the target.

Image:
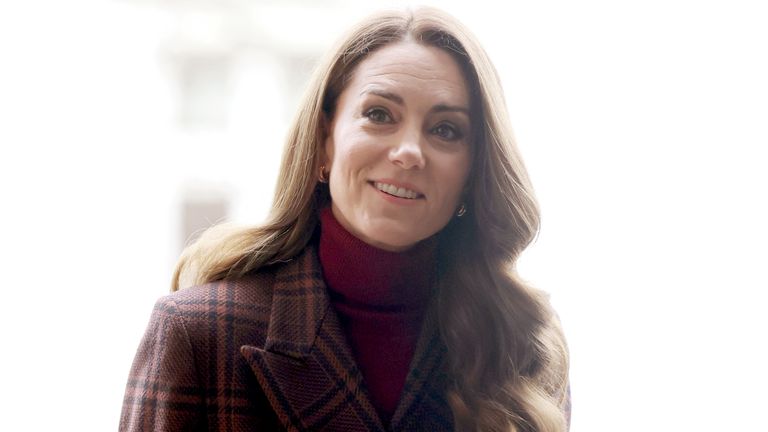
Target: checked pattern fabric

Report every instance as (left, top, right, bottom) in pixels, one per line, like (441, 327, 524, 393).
(120, 245, 454, 431)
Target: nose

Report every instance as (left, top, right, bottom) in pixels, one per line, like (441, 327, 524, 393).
(388, 126, 426, 170)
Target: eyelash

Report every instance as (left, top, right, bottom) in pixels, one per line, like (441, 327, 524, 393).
(363, 107, 464, 141)
(430, 122, 463, 141)
(363, 107, 393, 124)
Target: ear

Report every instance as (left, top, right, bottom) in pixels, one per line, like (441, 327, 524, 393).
(320, 111, 334, 168)
(459, 178, 472, 208)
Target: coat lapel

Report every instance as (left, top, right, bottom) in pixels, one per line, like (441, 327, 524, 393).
(240, 246, 386, 431)
(389, 303, 454, 431)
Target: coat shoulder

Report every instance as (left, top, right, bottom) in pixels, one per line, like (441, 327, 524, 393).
(168, 269, 276, 314)
(121, 266, 288, 431)
(156, 266, 282, 353)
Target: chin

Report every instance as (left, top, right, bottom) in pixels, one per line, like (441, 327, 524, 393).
(364, 225, 428, 252)
(370, 239, 418, 252)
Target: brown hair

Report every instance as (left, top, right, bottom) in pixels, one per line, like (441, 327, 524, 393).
(173, 7, 569, 431)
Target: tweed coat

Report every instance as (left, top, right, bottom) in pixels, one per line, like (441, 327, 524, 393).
(120, 244, 454, 431)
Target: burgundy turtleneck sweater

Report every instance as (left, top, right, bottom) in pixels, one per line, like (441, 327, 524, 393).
(318, 207, 436, 424)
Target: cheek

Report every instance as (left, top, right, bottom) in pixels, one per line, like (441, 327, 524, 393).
(330, 129, 380, 170)
(438, 153, 472, 202)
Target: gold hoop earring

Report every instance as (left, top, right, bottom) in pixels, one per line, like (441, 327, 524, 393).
(319, 166, 329, 183)
(456, 203, 467, 217)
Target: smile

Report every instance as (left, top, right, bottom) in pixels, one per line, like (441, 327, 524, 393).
(373, 182, 422, 199)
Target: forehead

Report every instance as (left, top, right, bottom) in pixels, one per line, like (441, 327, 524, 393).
(344, 41, 470, 105)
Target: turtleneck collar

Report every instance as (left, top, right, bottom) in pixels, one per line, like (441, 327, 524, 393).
(318, 206, 436, 310)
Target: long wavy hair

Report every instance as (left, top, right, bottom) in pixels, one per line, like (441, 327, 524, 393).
(172, 7, 569, 431)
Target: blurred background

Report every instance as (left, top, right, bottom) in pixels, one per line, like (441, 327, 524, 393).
(1, 0, 766, 430)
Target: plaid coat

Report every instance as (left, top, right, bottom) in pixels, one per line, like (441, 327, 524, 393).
(120, 244, 454, 431)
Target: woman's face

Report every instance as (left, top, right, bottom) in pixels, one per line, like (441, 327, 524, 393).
(324, 41, 472, 251)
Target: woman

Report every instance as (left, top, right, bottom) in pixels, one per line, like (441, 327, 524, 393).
(121, 7, 570, 432)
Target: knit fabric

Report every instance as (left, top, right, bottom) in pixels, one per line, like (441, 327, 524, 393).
(318, 207, 436, 424)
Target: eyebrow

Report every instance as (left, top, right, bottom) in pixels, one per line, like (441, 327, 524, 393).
(431, 104, 470, 116)
(361, 89, 470, 116)
(362, 89, 404, 105)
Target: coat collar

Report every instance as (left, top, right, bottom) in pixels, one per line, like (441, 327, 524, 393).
(240, 244, 453, 431)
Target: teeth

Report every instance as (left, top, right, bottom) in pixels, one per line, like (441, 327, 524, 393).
(375, 182, 420, 199)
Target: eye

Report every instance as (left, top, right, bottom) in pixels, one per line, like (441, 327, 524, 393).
(363, 107, 393, 124)
(431, 122, 463, 141)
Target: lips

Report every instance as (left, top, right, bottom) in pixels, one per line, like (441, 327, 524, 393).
(373, 181, 423, 199)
